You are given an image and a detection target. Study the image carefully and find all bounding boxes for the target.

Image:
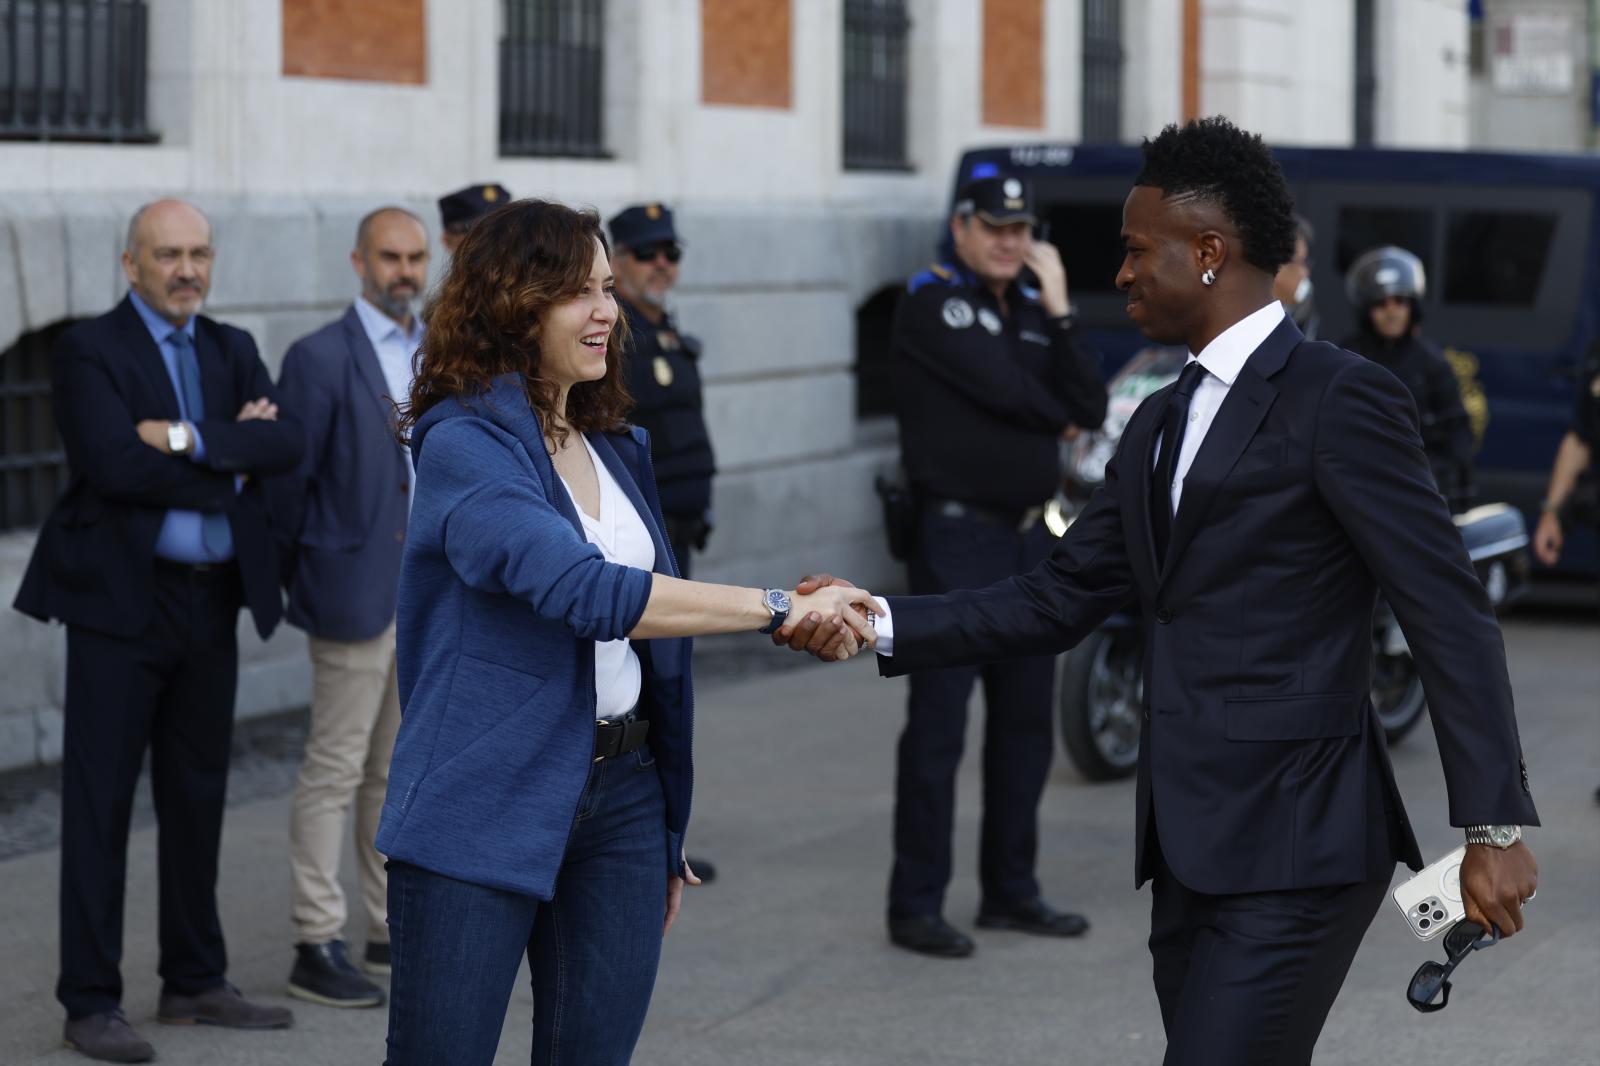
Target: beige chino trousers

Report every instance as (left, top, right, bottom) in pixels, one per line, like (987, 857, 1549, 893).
(288, 622, 401, 945)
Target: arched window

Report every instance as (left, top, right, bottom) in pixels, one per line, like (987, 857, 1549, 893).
(1, 321, 76, 532)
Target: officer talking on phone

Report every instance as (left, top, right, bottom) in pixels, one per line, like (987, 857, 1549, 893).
(883, 175, 1108, 957)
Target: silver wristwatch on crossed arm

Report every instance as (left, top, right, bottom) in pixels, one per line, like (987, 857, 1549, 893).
(1464, 824, 1522, 848)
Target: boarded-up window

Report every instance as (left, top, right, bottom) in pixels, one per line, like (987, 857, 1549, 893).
(702, 0, 791, 108)
(283, 0, 428, 84)
(982, 0, 1042, 128)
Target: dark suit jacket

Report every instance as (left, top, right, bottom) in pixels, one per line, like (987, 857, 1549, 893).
(14, 296, 303, 640)
(881, 316, 1540, 895)
(266, 305, 412, 642)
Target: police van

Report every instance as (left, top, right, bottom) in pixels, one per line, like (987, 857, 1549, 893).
(951, 143, 1600, 580)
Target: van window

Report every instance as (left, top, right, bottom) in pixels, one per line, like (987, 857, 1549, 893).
(1043, 202, 1127, 292)
(1442, 210, 1557, 307)
(1335, 206, 1433, 278)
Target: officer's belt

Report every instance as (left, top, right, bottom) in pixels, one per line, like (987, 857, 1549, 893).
(924, 495, 1048, 534)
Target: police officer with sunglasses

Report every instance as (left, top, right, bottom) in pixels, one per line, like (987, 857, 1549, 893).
(609, 203, 719, 882)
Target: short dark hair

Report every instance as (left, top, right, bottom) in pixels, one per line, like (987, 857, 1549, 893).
(1134, 116, 1297, 274)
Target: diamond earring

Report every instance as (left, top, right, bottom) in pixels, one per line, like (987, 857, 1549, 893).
(1201, 269, 1217, 286)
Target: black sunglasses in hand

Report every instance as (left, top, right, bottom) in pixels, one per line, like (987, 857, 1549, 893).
(630, 242, 682, 264)
(1407, 920, 1500, 1013)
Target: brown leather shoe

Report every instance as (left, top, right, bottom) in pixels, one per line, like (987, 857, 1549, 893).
(63, 1011, 155, 1063)
(157, 982, 293, 1029)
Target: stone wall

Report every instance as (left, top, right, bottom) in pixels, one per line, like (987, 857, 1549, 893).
(0, 197, 940, 771)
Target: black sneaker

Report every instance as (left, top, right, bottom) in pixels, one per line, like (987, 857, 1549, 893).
(286, 940, 384, 1008)
(362, 940, 391, 976)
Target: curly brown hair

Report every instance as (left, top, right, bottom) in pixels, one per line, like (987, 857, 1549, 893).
(399, 198, 631, 448)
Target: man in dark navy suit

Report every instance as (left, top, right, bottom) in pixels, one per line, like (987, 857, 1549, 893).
(15, 199, 302, 1062)
(780, 119, 1540, 1065)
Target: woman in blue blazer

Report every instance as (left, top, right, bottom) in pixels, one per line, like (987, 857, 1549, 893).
(376, 199, 877, 1066)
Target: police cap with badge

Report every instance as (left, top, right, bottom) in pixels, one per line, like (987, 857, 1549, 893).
(439, 183, 512, 232)
(953, 174, 1036, 227)
(609, 202, 682, 259)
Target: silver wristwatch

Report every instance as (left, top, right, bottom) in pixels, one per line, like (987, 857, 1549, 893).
(1464, 824, 1522, 849)
(166, 421, 192, 455)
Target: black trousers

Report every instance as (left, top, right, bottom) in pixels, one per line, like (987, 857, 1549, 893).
(1147, 840, 1391, 1066)
(890, 509, 1056, 916)
(57, 564, 242, 1018)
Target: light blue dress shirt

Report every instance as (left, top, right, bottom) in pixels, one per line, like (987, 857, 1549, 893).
(353, 296, 423, 487)
(128, 291, 234, 563)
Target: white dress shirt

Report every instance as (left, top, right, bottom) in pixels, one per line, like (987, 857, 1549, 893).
(557, 435, 655, 719)
(874, 299, 1287, 658)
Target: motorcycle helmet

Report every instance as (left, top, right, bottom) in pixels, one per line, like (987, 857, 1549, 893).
(1344, 245, 1427, 309)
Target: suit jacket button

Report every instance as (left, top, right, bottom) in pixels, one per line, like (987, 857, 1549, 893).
(1155, 608, 1172, 624)
(394, 531, 405, 543)
(400, 482, 408, 494)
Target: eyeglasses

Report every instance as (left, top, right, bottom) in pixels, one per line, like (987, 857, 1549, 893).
(1406, 920, 1499, 1013)
(630, 243, 682, 264)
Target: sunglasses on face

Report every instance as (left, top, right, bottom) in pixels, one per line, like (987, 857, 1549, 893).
(1406, 920, 1499, 1013)
(630, 243, 682, 265)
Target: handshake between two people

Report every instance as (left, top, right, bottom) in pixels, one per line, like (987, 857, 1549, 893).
(773, 573, 873, 663)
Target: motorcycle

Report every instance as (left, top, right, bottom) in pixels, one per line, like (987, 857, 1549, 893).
(1051, 347, 1532, 782)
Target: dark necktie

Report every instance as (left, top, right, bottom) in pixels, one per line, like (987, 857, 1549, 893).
(171, 331, 232, 556)
(1151, 360, 1207, 563)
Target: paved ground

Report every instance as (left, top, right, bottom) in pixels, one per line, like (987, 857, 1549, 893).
(0, 610, 1595, 1065)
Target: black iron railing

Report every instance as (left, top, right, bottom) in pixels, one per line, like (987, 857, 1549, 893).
(0, 322, 73, 532)
(1081, 0, 1123, 142)
(499, 0, 607, 158)
(843, 0, 910, 171)
(0, 0, 156, 143)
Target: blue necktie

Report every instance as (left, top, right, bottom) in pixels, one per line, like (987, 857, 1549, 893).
(171, 331, 232, 556)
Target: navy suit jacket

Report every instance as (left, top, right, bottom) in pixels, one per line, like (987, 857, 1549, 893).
(14, 296, 303, 640)
(881, 317, 1540, 895)
(267, 305, 412, 641)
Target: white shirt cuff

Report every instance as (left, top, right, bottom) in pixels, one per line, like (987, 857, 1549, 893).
(872, 596, 894, 657)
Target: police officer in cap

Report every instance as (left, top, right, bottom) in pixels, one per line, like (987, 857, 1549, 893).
(609, 203, 717, 578)
(438, 183, 511, 254)
(886, 175, 1107, 957)
(609, 202, 720, 883)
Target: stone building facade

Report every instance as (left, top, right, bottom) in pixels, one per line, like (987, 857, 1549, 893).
(0, 0, 1472, 770)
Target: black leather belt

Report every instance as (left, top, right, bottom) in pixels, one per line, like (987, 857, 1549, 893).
(154, 558, 239, 579)
(923, 495, 1049, 534)
(593, 710, 649, 763)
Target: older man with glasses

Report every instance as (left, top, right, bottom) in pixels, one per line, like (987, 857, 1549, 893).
(609, 202, 719, 883)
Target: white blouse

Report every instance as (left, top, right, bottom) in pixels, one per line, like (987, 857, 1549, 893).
(557, 435, 657, 719)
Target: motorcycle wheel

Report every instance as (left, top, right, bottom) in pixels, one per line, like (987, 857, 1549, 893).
(1371, 644, 1427, 743)
(1058, 628, 1143, 781)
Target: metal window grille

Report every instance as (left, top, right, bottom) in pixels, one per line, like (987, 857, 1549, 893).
(0, 0, 155, 143)
(0, 322, 73, 532)
(1354, 0, 1376, 146)
(843, 0, 910, 171)
(499, 0, 606, 158)
(1081, 0, 1123, 142)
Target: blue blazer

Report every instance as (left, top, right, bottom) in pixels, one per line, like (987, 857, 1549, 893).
(267, 305, 412, 641)
(375, 375, 694, 898)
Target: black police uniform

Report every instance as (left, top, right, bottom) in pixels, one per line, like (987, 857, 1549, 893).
(610, 203, 717, 578)
(618, 297, 716, 575)
(1342, 329, 1475, 512)
(889, 187, 1107, 921)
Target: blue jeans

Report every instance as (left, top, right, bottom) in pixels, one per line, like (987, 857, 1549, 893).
(384, 746, 668, 1066)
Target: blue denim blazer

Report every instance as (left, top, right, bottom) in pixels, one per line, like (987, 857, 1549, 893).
(376, 374, 693, 898)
